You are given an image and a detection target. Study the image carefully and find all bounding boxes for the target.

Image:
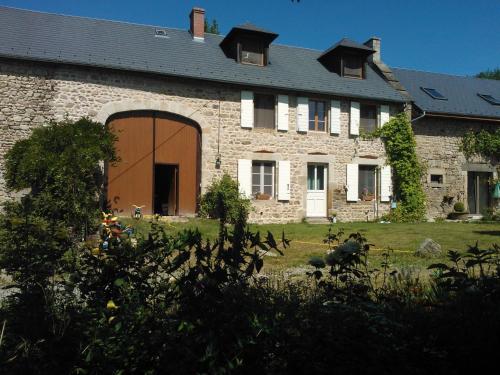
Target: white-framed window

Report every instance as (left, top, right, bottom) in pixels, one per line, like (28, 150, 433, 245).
(308, 99, 327, 132)
(360, 103, 378, 133)
(358, 165, 377, 201)
(252, 161, 275, 198)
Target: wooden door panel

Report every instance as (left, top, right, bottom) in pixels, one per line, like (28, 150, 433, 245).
(155, 115, 200, 215)
(107, 115, 153, 215)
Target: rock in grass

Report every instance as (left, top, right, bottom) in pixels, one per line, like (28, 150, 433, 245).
(415, 238, 442, 258)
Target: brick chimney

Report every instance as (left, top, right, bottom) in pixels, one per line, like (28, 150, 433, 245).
(364, 37, 381, 63)
(190, 7, 205, 41)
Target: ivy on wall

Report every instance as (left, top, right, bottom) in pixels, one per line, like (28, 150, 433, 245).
(372, 113, 426, 222)
(460, 128, 500, 160)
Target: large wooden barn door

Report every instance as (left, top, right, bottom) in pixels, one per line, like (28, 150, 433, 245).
(155, 114, 200, 216)
(106, 114, 154, 215)
(106, 112, 200, 217)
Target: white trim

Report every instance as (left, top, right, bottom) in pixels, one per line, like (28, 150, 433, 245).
(278, 160, 291, 201)
(380, 105, 390, 127)
(346, 163, 359, 202)
(330, 99, 341, 135)
(238, 159, 253, 198)
(277, 95, 289, 131)
(350, 101, 360, 135)
(380, 165, 392, 202)
(296, 97, 309, 132)
(241, 91, 254, 128)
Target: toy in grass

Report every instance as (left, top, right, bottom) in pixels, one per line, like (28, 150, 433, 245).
(132, 205, 146, 219)
(95, 211, 134, 256)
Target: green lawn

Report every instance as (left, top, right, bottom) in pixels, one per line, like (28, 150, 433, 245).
(122, 218, 500, 274)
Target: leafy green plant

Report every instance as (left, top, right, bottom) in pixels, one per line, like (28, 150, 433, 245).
(199, 173, 251, 224)
(308, 226, 373, 290)
(372, 113, 426, 222)
(4, 118, 117, 234)
(453, 202, 465, 212)
(461, 128, 500, 160)
(0, 118, 116, 373)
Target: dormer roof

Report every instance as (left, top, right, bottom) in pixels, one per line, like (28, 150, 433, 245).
(319, 38, 375, 60)
(220, 22, 278, 51)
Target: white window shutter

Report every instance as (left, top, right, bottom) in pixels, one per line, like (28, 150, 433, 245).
(350, 101, 360, 135)
(380, 165, 392, 202)
(240, 91, 254, 129)
(380, 105, 390, 127)
(237, 159, 252, 198)
(296, 97, 309, 133)
(277, 95, 289, 131)
(330, 100, 341, 135)
(346, 163, 359, 202)
(278, 160, 291, 201)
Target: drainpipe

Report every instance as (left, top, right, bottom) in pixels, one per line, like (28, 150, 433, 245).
(411, 111, 426, 123)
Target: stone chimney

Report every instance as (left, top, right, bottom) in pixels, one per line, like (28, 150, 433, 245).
(190, 7, 205, 41)
(364, 37, 381, 63)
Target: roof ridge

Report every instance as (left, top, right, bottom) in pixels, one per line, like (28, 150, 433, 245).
(392, 66, 500, 83)
(0, 5, 189, 33)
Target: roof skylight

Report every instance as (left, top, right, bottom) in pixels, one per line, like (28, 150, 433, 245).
(478, 94, 500, 106)
(421, 87, 447, 100)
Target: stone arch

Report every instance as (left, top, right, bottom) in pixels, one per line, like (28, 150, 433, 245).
(99, 99, 212, 216)
(96, 99, 209, 132)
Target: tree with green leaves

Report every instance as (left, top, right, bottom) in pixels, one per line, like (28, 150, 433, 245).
(204, 18, 220, 34)
(0, 118, 117, 372)
(476, 68, 500, 80)
(4, 118, 117, 233)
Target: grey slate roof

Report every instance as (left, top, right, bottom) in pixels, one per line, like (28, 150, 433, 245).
(0, 6, 405, 103)
(392, 68, 500, 119)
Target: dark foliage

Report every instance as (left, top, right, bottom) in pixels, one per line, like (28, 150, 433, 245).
(476, 68, 500, 80)
(2, 120, 500, 374)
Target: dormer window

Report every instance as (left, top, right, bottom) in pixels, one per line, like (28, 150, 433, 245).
(240, 38, 264, 66)
(343, 54, 363, 79)
(318, 38, 374, 79)
(220, 23, 278, 67)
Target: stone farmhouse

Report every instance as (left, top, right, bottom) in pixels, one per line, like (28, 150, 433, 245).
(0, 6, 499, 223)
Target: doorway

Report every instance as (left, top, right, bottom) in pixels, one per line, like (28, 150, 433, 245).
(106, 111, 200, 216)
(154, 164, 178, 215)
(306, 164, 327, 217)
(467, 171, 491, 215)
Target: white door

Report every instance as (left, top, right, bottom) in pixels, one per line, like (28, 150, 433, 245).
(306, 164, 327, 217)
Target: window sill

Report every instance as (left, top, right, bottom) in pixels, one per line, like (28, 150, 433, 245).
(252, 198, 275, 203)
(252, 127, 276, 133)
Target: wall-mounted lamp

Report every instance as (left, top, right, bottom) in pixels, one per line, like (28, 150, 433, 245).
(215, 154, 221, 169)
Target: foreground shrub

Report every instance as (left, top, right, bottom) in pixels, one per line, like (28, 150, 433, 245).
(1, 122, 500, 373)
(199, 173, 251, 223)
(0, 118, 116, 373)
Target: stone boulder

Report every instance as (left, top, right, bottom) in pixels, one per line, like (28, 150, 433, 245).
(415, 238, 442, 258)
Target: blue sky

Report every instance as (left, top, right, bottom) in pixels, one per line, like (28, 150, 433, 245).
(1, 0, 499, 76)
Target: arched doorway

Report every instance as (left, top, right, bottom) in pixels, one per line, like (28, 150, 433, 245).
(106, 111, 201, 216)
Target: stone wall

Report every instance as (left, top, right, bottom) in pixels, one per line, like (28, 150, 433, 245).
(0, 58, 401, 223)
(413, 117, 499, 219)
